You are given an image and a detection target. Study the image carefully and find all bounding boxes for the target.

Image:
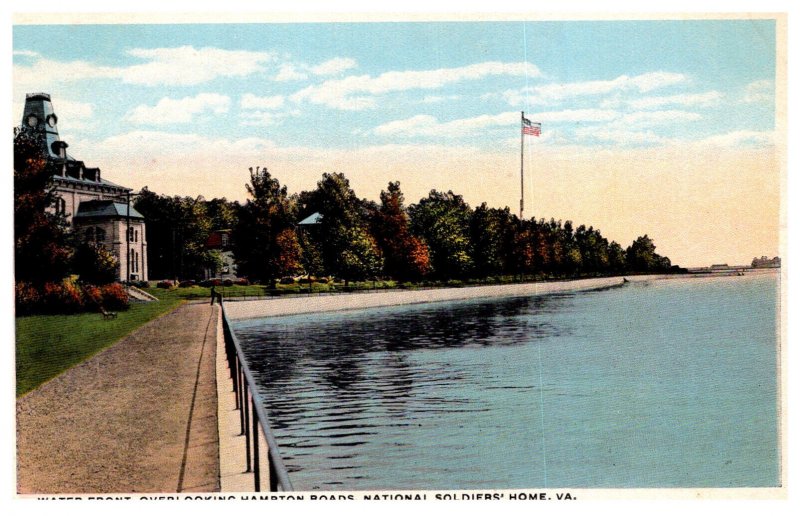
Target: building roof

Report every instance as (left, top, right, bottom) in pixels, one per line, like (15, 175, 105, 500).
(53, 174, 129, 190)
(73, 200, 145, 220)
(298, 212, 323, 225)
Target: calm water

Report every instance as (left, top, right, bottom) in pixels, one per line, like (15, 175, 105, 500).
(234, 273, 780, 490)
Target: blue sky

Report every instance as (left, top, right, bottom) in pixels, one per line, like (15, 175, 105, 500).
(13, 20, 775, 150)
(11, 17, 782, 266)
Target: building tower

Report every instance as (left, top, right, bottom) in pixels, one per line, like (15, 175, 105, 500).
(18, 93, 148, 282)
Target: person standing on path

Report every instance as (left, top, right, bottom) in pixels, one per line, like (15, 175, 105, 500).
(210, 285, 216, 305)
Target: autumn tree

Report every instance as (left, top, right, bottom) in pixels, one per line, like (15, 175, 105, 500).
(371, 181, 430, 281)
(232, 166, 302, 286)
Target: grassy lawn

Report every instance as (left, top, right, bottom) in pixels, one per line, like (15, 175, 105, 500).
(141, 280, 402, 300)
(15, 297, 184, 397)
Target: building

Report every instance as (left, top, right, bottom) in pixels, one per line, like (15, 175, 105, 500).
(204, 229, 236, 279)
(19, 92, 148, 282)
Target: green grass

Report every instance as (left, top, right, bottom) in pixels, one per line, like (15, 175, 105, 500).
(15, 297, 184, 397)
(141, 280, 402, 300)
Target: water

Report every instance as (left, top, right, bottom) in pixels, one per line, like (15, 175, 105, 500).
(233, 273, 780, 490)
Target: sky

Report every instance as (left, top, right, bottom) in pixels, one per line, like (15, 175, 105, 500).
(11, 15, 783, 267)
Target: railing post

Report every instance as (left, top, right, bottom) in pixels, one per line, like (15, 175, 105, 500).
(244, 381, 251, 471)
(269, 449, 278, 491)
(239, 364, 246, 434)
(252, 397, 261, 492)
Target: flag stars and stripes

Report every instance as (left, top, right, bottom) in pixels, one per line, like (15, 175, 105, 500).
(522, 116, 541, 136)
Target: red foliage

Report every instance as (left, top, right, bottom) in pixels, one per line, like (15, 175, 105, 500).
(82, 284, 104, 308)
(101, 283, 129, 310)
(14, 281, 41, 315)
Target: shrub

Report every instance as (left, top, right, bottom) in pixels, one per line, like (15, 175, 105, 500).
(223, 279, 233, 287)
(134, 280, 150, 288)
(316, 277, 329, 284)
(101, 283, 129, 310)
(82, 284, 103, 309)
(41, 278, 84, 314)
(179, 280, 196, 288)
(279, 276, 295, 284)
(156, 280, 174, 289)
(446, 279, 464, 288)
(15, 282, 41, 315)
(234, 278, 250, 286)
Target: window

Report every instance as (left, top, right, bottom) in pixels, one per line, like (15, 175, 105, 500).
(85, 227, 95, 242)
(55, 198, 66, 215)
(135, 229, 139, 243)
(128, 227, 135, 242)
(95, 227, 106, 243)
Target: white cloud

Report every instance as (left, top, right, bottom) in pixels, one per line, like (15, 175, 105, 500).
(696, 130, 774, 147)
(240, 112, 286, 127)
(421, 94, 462, 104)
(275, 63, 308, 82)
(620, 110, 702, 127)
(13, 50, 40, 58)
(743, 80, 773, 104)
(628, 91, 723, 110)
(291, 61, 542, 110)
(374, 112, 522, 138)
(241, 93, 285, 110)
(275, 57, 358, 81)
(574, 127, 670, 146)
(125, 93, 231, 125)
(531, 109, 619, 123)
(310, 57, 357, 76)
(502, 71, 689, 106)
(14, 46, 275, 92)
(122, 46, 275, 86)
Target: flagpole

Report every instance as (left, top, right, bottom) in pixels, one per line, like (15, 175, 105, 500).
(520, 111, 525, 220)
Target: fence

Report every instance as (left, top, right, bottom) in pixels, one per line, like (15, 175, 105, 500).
(219, 294, 293, 492)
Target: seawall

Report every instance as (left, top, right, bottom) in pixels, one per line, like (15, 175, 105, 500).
(223, 276, 635, 321)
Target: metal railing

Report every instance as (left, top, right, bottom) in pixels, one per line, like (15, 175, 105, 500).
(218, 294, 293, 492)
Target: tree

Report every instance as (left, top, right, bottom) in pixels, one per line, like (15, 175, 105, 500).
(205, 197, 239, 231)
(73, 242, 119, 285)
(470, 203, 517, 278)
(625, 234, 671, 272)
(408, 190, 473, 279)
(371, 181, 430, 281)
(232, 167, 302, 286)
(134, 189, 216, 280)
(312, 172, 382, 285)
(14, 127, 73, 286)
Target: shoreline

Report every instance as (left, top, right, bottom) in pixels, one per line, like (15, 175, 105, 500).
(224, 275, 655, 321)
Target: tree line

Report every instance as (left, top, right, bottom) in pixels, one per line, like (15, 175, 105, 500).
(133, 167, 680, 286)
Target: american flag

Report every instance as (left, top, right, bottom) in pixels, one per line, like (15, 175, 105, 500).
(522, 116, 541, 136)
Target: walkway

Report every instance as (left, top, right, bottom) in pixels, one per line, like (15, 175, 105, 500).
(16, 302, 220, 494)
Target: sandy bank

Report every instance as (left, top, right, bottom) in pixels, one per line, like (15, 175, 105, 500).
(224, 276, 637, 321)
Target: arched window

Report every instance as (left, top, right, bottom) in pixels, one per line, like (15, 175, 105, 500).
(55, 198, 66, 215)
(95, 227, 106, 243)
(135, 229, 139, 243)
(127, 227, 135, 243)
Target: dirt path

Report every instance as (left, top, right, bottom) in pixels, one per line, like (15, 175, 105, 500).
(16, 302, 220, 494)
